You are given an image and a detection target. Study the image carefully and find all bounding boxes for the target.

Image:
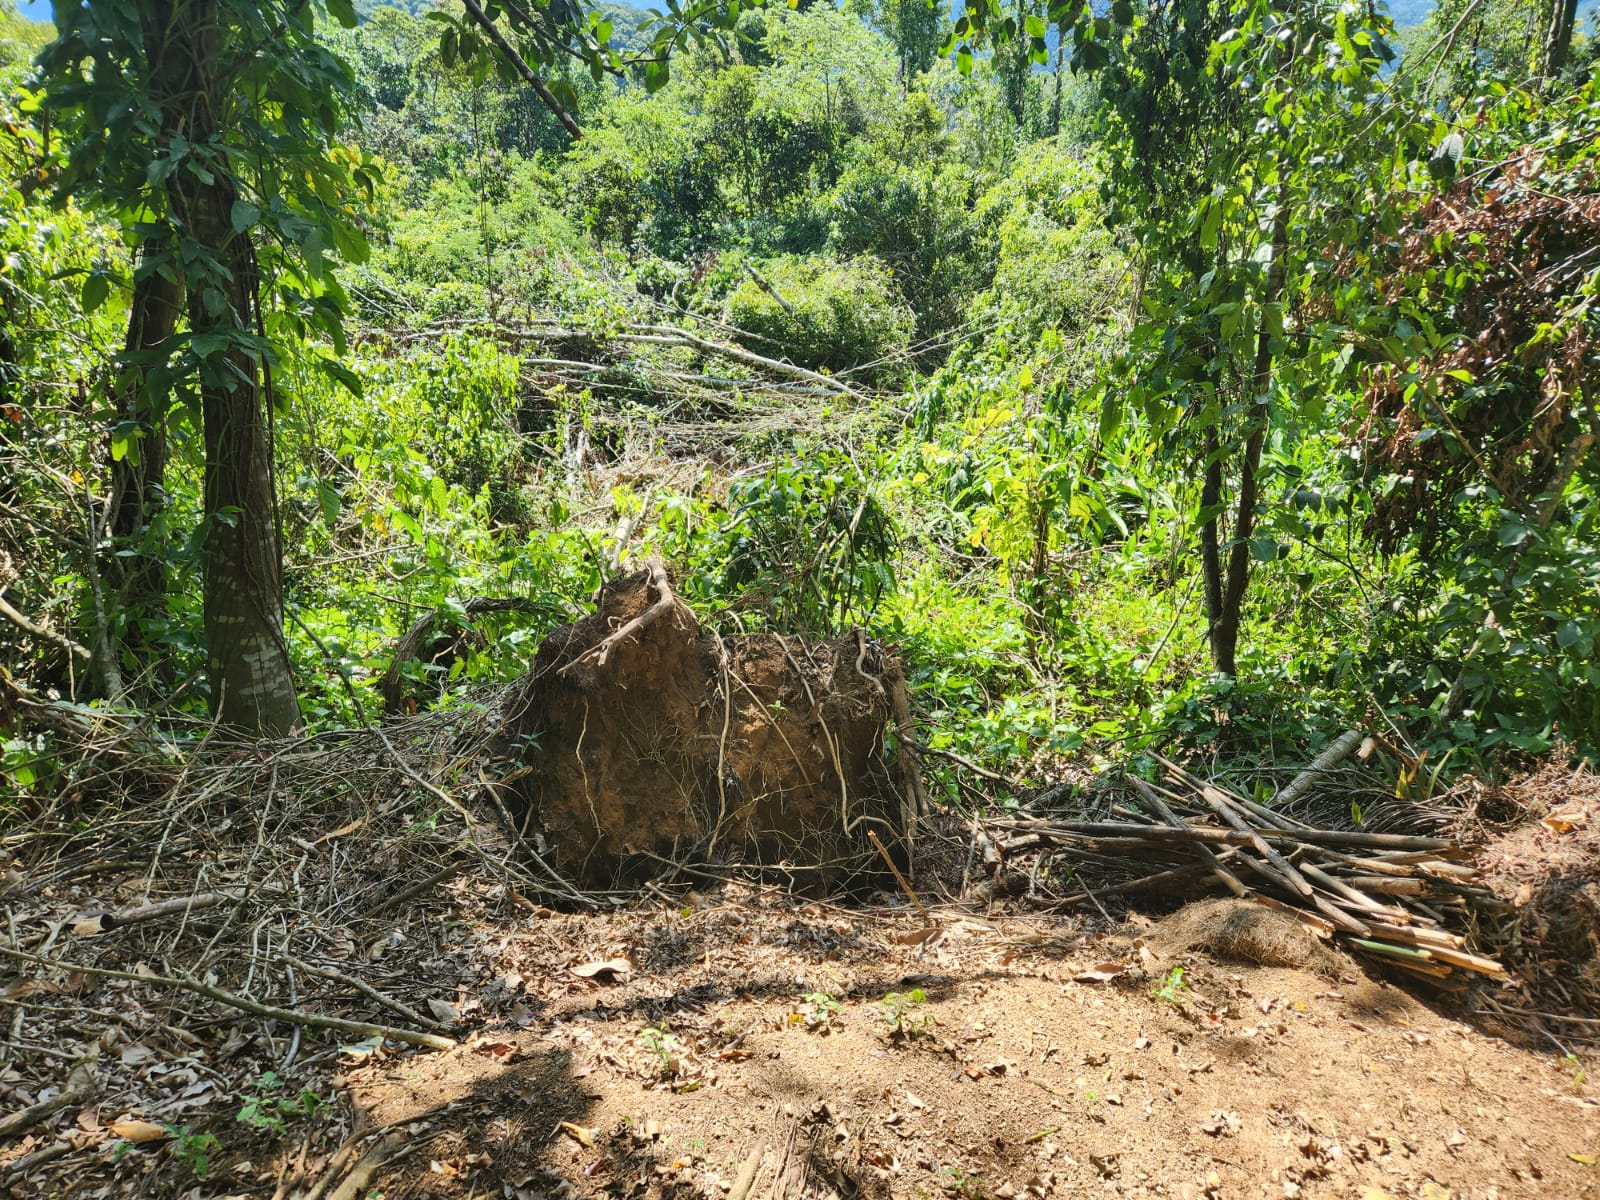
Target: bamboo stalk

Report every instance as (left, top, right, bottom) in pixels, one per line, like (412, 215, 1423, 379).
(1419, 944, 1506, 976)
(1348, 937, 1436, 963)
(1342, 875, 1428, 895)
(1057, 857, 1234, 904)
(1299, 861, 1406, 918)
(990, 817, 1456, 853)
(1360, 921, 1466, 950)
(1127, 778, 1248, 898)
(1273, 730, 1365, 808)
(1198, 785, 1314, 899)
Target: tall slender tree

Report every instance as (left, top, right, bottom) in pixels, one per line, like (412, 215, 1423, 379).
(38, 0, 374, 735)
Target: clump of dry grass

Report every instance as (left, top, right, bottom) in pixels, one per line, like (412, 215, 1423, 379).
(1153, 898, 1345, 977)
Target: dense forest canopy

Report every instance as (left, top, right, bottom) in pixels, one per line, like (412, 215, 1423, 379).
(2, 0, 1599, 795)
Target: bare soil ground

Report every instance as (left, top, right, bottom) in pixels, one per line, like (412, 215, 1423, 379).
(4, 760, 1599, 1200)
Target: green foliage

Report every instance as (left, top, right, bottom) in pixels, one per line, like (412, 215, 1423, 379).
(724, 255, 914, 376)
(38, 0, 378, 386)
(795, 990, 842, 1032)
(164, 1126, 219, 1180)
(7, 0, 1598, 798)
(1151, 967, 1190, 1007)
(877, 987, 932, 1038)
(237, 1071, 323, 1135)
(1, 733, 55, 800)
(968, 147, 1128, 347)
(714, 456, 897, 634)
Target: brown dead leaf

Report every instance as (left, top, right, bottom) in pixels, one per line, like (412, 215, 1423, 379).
(1542, 808, 1587, 834)
(1074, 961, 1127, 983)
(560, 1121, 598, 1147)
(1197, 1110, 1241, 1137)
(570, 958, 632, 983)
(894, 927, 939, 947)
(1, 978, 62, 1000)
(427, 998, 462, 1023)
(108, 1119, 168, 1144)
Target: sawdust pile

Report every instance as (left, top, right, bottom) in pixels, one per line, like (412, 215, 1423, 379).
(499, 562, 918, 887)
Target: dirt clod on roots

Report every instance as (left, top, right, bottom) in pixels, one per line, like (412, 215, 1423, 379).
(500, 564, 913, 886)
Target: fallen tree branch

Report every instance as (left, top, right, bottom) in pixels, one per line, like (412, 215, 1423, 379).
(0, 587, 92, 663)
(369, 863, 461, 917)
(0, 1084, 96, 1140)
(326, 1132, 408, 1200)
(71, 889, 249, 935)
(0, 1139, 73, 1184)
(281, 954, 444, 1032)
(513, 320, 869, 402)
(0, 945, 455, 1052)
(914, 741, 1017, 787)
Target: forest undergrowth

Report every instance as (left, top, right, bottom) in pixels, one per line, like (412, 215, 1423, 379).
(4, 0, 1600, 1194)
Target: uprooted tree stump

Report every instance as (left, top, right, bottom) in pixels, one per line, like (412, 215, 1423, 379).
(499, 561, 922, 888)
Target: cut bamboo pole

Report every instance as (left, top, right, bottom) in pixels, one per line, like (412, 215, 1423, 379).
(1361, 921, 1466, 950)
(1274, 730, 1365, 808)
(1299, 861, 1406, 919)
(1198, 786, 1314, 899)
(1127, 778, 1247, 898)
(1420, 944, 1507, 976)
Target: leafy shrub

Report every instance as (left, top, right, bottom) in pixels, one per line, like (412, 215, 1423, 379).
(718, 457, 897, 634)
(723, 254, 913, 377)
(828, 157, 991, 343)
(968, 146, 1130, 349)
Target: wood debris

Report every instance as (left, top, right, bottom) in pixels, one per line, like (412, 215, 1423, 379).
(982, 750, 1507, 983)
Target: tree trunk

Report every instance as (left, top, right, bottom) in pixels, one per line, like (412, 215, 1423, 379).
(1210, 198, 1288, 677)
(1199, 422, 1227, 671)
(153, 0, 298, 736)
(108, 244, 183, 688)
(193, 229, 298, 736)
(1050, 29, 1065, 136)
(1539, 0, 1578, 80)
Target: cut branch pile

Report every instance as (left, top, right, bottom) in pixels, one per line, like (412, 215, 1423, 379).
(983, 747, 1508, 985)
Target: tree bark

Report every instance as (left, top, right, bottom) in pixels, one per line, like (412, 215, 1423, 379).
(1050, 27, 1065, 136)
(1539, 0, 1578, 81)
(1199, 422, 1226, 670)
(1210, 196, 1288, 677)
(153, 0, 298, 736)
(108, 243, 183, 687)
